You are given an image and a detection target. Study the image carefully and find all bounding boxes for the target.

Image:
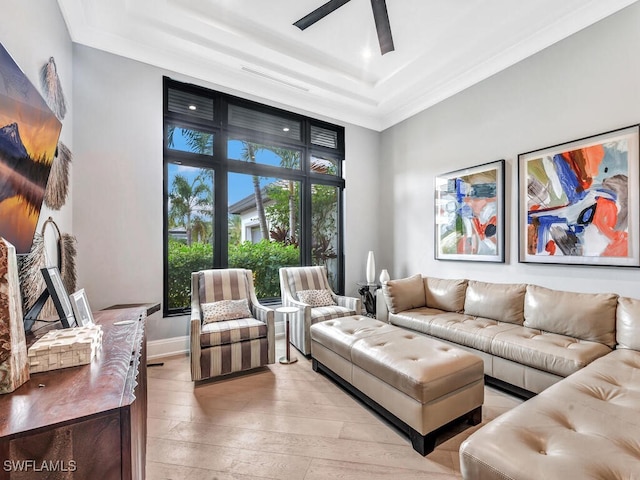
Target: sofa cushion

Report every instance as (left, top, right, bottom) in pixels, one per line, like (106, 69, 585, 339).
(464, 281, 526, 325)
(200, 317, 267, 347)
(382, 274, 426, 314)
(309, 305, 356, 323)
(198, 268, 250, 305)
(490, 327, 612, 377)
(616, 296, 640, 351)
(424, 277, 467, 312)
(428, 315, 520, 352)
(523, 285, 618, 348)
(388, 307, 447, 335)
(558, 349, 640, 422)
(460, 353, 640, 479)
(460, 349, 640, 479)
(284, 266, 331, 299)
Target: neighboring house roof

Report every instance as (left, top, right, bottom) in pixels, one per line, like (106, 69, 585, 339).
(228, 185, 274, 215)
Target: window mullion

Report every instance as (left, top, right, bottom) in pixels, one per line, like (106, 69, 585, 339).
(214, 134, 227, 268)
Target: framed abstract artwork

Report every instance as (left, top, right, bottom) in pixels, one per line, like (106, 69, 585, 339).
(518, 125, 640, 266)
(435, 159, 505, 262)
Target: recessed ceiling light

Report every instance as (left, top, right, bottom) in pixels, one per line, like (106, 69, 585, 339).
(188, 105, 197, 110)
(362, 48, 373, 59)
(283, 127, 290, 132)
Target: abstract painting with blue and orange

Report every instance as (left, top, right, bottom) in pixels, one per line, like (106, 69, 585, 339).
(437, 169, 498, 256)
(526, 140, 629, 258)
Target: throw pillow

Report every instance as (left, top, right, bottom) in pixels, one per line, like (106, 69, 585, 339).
(464, 280, 526, 324)
(425, 277, 468, 313)
(382, 274, 426, 314)
(201, 298, 252, 324)
(523, 284, 617, 348)
(297, 289, 336, 307)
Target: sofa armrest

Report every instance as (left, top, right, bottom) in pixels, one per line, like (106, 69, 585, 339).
(284, 297, 311, 311)
(252, 302, 276, 363)
(252, 302, 273, 324)
(190, 271, 202, 323)
(189, 316, 202, 380)
(376, 289, 389, 323)
(335, 294, 362, 314)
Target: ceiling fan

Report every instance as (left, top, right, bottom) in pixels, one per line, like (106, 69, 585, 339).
(294, 0, 394, 55)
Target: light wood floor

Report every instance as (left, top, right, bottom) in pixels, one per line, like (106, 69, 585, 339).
(146, 336, 524, 479)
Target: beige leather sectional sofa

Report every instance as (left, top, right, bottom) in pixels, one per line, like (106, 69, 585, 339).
(378, 274, 619, 394)
(377, 274, 640, 478)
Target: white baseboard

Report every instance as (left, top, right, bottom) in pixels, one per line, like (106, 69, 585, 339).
(147, 336, 189, 360)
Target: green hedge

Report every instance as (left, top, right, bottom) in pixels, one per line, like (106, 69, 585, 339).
(168, 239, 299, 309)
(167, 240, 213, 310)
(228, 240, 299, 298)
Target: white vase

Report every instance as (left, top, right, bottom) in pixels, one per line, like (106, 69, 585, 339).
(379, 269, 390, 284)
(366, 251, 376, 284)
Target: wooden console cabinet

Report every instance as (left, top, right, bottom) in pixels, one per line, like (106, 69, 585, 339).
(0, 304, 157, 480)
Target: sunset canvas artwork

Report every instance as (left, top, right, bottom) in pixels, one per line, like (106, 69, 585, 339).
(0, 43, 62, 253)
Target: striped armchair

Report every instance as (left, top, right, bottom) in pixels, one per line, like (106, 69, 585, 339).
(190, 269, 275, 381)
(279, 266, 361, 356)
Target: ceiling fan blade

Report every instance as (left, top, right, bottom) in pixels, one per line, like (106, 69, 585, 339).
(294, 0, 352, 30)
(370, 0, 394, 55)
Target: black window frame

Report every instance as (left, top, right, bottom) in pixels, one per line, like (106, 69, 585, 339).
(163, 77, 346, 316)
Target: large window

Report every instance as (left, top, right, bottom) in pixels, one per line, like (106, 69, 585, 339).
(163, 78, 346, 315)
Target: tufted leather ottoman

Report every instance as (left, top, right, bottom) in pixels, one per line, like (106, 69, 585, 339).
(310, 315, 484, 455)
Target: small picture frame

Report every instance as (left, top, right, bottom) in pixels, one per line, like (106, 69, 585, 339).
(70, 289, 95, 327)
(41, 266, 75, 328)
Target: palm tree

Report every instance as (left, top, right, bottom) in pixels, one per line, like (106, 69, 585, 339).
(191, 216, 212, 244)
(264, 147, 300, 242)
(228, 214, 242, 244)
(241, 142, 269, 240)
(169, 172, 212, 245)
(167, 126, 213, 155)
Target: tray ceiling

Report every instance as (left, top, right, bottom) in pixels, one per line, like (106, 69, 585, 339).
(57, 0, 638, 130)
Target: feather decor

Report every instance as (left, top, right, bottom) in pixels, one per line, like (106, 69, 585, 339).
(40, 56, 66, 120)
(59, 231, 77, 296)
(44, 141, 71, 210)
(18, 231, 46, 316)
(18, 218, 77, 322)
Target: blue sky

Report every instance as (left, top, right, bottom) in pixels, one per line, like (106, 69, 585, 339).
(168, 129, 284, 205)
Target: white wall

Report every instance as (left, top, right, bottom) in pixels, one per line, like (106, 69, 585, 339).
(72, 46, 164, 335)
(1, 0, 73, 244)
(72, 45, 381, 343)
(380, 2, 640, 297)
(344, 126, 386, 283)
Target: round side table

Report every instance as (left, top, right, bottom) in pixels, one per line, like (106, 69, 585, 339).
(277, 306, 298, 364)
